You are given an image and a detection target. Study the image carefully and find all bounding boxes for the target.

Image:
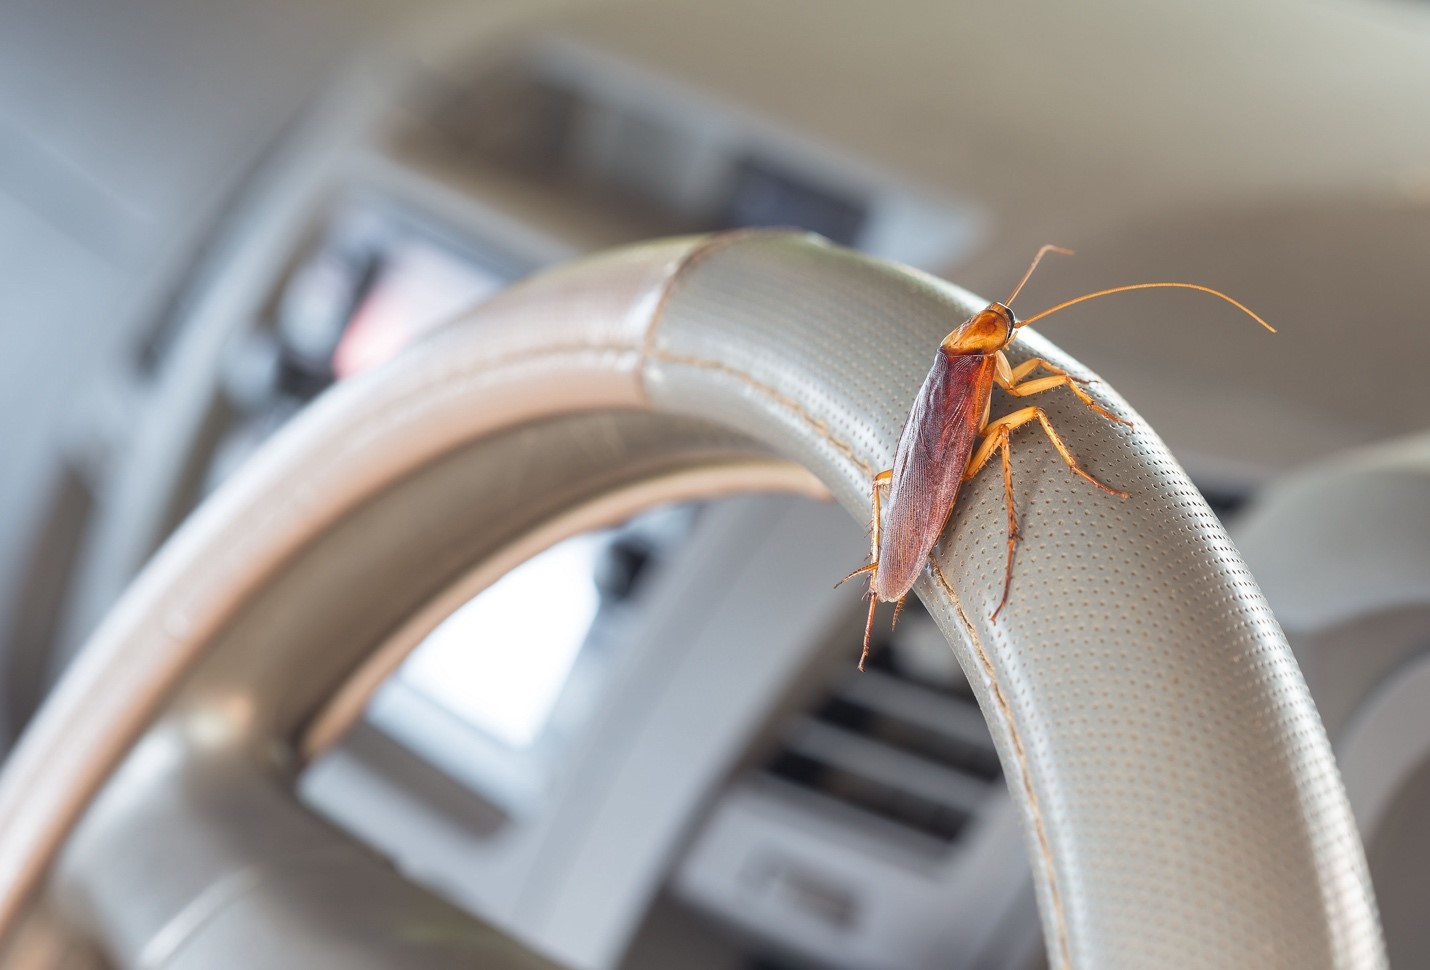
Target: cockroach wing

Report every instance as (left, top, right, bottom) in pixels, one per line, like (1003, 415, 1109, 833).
(874, 350, 996, 601)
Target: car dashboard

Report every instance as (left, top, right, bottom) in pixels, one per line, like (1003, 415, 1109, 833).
(2, 3, 1430, 968)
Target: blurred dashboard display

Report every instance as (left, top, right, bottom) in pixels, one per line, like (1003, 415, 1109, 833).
(395, 533, 605, 750)
(364, 503, 699, 813)
(206, 201, 526, 492)
(332, 234, 507, 379)
(719, 157, 867, 244)
(276, 201, 518, 384)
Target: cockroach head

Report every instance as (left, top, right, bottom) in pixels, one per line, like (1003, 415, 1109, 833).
(941, 302, 1017, 355)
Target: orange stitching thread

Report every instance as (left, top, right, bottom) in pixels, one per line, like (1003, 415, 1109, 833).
(636, 238, 1066, 962)
(651, 349, 875, 478)
(642, 228, 814, 364)
(649, 340, 1067, 964)
(0, 337, 657, 948)
(930, 558, 1073, 970)
(346, 340, 642, 449)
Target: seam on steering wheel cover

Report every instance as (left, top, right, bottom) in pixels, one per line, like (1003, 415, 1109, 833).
(638, 229, 1385, 969)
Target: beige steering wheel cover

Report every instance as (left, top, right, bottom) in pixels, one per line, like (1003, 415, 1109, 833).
(0, 231, 1383, 968)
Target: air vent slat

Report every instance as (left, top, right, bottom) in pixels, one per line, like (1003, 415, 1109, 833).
(766, 751, 970, 844)
(754, 603, 1003, 850)
(830, 671, 1001, 781)
(784, 719, 989, 815)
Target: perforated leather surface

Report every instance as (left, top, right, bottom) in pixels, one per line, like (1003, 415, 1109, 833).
(643, 232, 1383, 969)
(0, 231, 1383, 968)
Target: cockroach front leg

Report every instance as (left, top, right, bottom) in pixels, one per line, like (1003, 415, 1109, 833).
(995, 353, 1130, 427)
(1006, 356, 1088, 385)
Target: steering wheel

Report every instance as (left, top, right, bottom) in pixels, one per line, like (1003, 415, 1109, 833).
(0, 231, 1384, 968)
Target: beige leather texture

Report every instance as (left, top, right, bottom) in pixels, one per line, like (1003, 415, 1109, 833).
(643, 233, 1384, 968)
(0, 231, 1383, 968)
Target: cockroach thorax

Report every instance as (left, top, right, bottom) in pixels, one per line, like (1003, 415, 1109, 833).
(941, 302, 1016, 355)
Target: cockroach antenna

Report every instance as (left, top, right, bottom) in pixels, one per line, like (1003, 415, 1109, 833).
(1017, 282, 1276, 333)
(1004, 244, 1074, 306)
(840, 242, 1274, 667)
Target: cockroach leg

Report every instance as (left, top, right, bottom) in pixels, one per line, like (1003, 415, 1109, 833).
(993, 427, 1020, 620)
(994, 350, 1014, 386)
(958, 407, 1125, 618)
(845, 468, 893, 671)
(997, 361, 1130, 427)
(963, 425, 1021, 620)
(859, 592, 878, 671)
(837, 470, 892, 589)
(976, 407, 1129, 499)
(836, 562, 878, 587)
(869, 468, 893, 560)
(1006, 356, 1090, 385)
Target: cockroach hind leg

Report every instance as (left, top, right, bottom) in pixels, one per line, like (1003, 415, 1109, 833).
(859, 593, 879, 672)
(836, 561, 878, 589)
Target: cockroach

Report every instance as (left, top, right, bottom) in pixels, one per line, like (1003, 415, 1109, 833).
(841, 246, 1274, 670)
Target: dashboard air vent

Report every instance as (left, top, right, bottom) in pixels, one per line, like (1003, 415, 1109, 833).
(758, 606, 1000, 851)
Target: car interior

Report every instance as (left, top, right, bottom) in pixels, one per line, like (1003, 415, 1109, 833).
(1, 2, 1428, 967)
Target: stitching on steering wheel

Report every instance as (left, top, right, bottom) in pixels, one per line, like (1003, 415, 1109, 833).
(649, 349, 876, 478)
(932, 558, 1072, 969)
(642, 335, 1071, 967)
(638, 232, 1071, 965)
(641, 228, 810, 365)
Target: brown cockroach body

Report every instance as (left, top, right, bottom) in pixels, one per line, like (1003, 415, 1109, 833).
(842, 247, 1274, 670)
